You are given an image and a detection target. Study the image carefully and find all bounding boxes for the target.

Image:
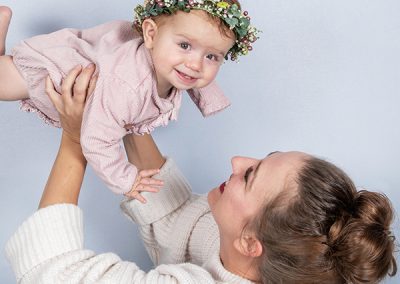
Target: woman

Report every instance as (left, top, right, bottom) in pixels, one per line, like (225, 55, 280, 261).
(6, 65, 397, 283)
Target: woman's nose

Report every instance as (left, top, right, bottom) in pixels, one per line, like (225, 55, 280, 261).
(231, 156, 259, 174)
(231, 156, 245, 174)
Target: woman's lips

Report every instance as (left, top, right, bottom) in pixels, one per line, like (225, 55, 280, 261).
(219, 181, 226, 193)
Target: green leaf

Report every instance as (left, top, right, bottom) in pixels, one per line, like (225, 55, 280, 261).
(225, 17, 238, 28)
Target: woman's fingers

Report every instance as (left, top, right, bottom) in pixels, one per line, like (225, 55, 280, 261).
(61, 65, 82, 103)
(45, 76, 62, 110)
(45, 64, 96, 142)
(73, 64, 96, 104)
(87, 72, 98, 99)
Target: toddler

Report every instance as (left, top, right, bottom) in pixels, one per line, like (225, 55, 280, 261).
(0, 0, 258, 198)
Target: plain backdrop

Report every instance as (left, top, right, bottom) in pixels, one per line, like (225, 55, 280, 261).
(1, 0, 399, 282)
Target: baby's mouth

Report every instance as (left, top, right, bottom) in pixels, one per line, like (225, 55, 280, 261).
(176, 70, 198, 83)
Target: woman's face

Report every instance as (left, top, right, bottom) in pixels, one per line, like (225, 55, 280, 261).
(208, 151, 308, 240)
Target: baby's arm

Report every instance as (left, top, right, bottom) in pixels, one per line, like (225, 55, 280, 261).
(0, 55, 28, 100)
(80, 76, 151, 196)
(123, 133, 165, 171)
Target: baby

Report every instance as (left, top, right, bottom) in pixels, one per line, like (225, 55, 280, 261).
(0, 0, 258, 198)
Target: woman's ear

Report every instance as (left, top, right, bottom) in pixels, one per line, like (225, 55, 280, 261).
(234, 234, 263, 258)
(142, 19, 158, 49)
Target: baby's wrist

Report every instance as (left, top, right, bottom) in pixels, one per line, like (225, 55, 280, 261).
(62, 131, 80, 144)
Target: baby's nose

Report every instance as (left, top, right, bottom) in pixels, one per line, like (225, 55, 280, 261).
(185, 56, 202, 71)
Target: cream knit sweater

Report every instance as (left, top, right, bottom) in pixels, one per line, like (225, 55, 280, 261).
(5, 158, 252, 283)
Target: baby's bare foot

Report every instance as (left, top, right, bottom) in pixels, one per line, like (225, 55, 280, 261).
(0, 6, 12, 55)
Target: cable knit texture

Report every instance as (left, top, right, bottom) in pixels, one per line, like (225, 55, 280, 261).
(6, 158, 252, 283)
(11, 20, 230, 194)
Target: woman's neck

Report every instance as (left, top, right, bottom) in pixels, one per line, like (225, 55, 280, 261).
(219, 238, 261, 283)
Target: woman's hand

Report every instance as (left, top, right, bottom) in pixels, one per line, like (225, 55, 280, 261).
(45, 64, 98, 143)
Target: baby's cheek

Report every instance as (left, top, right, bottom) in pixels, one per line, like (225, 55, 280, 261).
(204, 69, 220, 85)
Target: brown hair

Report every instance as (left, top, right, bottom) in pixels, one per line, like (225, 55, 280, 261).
(252, 157, 397, 283)
(135, 0, 241, 40)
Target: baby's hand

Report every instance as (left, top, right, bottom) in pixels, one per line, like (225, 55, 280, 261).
(124, 169, 163, 203)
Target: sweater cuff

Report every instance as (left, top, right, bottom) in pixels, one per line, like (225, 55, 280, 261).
(120, 157, 191, 225)
(5, 204, 83, 281)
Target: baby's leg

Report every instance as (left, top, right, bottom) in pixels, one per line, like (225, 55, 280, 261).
(0, 7, 28, 100)
(0, 6, 12, 55)
(0, 56, 28, 100)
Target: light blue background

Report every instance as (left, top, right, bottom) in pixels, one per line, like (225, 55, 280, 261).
(1, 0, 399, 282)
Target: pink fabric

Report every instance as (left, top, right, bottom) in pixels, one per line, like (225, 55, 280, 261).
(11, 21, 230, 194)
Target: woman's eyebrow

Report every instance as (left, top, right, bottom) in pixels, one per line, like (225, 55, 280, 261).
(267, 151, 280, 157)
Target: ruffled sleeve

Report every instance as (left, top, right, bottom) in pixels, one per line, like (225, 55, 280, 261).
(187, 80, 230, 117)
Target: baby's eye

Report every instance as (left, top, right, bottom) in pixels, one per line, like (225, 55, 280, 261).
(206, 54, 219, 61)
(179, 42, 190, 50)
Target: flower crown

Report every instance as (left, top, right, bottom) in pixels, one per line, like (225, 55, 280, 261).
(133, 0, 259, 61)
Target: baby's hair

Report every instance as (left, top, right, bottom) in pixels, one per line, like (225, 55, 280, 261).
(134, 0, 241, 40)
(252, 156, 397, 283)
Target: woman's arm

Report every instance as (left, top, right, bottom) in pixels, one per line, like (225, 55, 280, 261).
(38, 64, 97, 208)
(38, 132, 87, 208)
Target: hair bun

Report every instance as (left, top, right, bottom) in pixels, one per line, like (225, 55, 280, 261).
(327, 190, 397, 283)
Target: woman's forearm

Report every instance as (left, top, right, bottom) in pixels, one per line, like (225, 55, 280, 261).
(38, 132, 87, 209)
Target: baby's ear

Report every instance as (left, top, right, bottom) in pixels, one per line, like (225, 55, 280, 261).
(142, 19, 158, 49)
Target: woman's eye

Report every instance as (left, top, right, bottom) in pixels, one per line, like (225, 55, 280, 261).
(244, 167, 253, 183)
(180, 42, 190, 50)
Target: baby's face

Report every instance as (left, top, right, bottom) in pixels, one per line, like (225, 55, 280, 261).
(145, 10, 235, 94)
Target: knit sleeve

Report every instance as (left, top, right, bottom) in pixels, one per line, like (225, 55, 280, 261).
(81, 76, 140, 194)
(5, 204, 216, 283)
(120, 158, 212, 266)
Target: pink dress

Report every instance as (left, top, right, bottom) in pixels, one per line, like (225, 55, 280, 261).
(12, 20, 230, 194)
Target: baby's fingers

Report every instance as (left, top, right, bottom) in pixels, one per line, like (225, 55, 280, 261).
(139, 177, 164, 187)
(138, 168, 161, 178)
(125, 190, 147, 204)
(136, 183, 161, 193)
